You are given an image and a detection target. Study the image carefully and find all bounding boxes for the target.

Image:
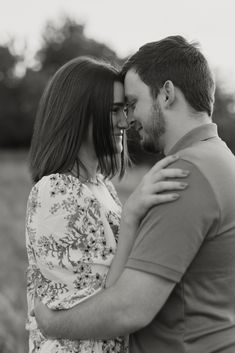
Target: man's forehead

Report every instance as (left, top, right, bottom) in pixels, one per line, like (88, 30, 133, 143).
(124, 69, 141, 97)
(124, 69, 151, 99)
(124, 69, 140, 85)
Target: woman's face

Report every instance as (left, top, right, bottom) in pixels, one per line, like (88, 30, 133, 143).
(80, 81, 128, 162)
(111, 81, 128, 154)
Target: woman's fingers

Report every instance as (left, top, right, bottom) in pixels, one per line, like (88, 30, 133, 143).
(151, 168, 190, 182)
(148, 193, 180, 206)
(150, 154, 179, 173)
(150, 180, 188, 194)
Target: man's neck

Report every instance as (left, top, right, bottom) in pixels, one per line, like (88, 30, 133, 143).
(163, 114, 212, 155)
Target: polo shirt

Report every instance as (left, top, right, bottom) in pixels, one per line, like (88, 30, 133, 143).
(126, 123, 235, 353)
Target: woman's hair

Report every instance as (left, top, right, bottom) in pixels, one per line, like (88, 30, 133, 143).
(29, 56, 129, 183)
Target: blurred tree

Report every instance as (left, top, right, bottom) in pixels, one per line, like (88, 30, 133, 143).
(213, 86, 235, 153)
(0, 18, 122, 148)
(0, 45, 18, 83)
(15, 69, 48, 147)
(37, 17, 121, 75)
(0, 44, 42, 148)
(0, 17, 235, 154)
(0, 44, 23, 147)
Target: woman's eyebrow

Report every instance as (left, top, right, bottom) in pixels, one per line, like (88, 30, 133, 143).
(112, 102, 125, 107)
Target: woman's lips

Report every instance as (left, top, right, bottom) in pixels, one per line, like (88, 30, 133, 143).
(114, 131, 123, 137)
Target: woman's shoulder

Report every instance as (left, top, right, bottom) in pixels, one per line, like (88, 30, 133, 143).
(36, 173, 82, 190)
(27, 173, 91, 220)
(29, 173, 86, 203)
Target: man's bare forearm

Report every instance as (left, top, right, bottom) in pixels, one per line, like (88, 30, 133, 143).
(35, 268, 175, 341)
(39, 281, 141, 340)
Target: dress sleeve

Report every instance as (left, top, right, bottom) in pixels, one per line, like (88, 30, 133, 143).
(32, 174, 114, 310)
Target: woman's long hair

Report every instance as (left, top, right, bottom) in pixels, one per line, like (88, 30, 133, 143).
(29, 56, 129, 183)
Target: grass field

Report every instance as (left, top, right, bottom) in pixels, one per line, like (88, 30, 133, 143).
(0, 150, 149, 353)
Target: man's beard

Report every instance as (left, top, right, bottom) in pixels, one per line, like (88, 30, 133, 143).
(141, 102, 166, 154)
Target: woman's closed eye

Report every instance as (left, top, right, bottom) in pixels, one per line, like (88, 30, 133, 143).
(111, 107, 121, 114)
(111, 104, 127, 117)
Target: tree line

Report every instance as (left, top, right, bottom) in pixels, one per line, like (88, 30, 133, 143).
(0, 17, 235, 160)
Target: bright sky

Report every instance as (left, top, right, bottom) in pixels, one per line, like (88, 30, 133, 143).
(0, 0, 235, 92)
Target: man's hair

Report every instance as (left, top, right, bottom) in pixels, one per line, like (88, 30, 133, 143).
(29, 56, 129, 183)
(122, 35, 215, 116)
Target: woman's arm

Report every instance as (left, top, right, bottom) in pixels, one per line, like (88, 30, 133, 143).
(105, 154, 189, 287)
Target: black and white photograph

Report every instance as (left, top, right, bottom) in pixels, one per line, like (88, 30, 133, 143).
(0, 1, 235, 352)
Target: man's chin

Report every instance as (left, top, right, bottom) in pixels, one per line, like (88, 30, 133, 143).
(141, 141, 161, 154)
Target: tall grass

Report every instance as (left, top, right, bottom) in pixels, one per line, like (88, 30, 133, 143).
(0, 151, 31, 353)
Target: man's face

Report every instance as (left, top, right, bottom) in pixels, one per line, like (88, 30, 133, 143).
(124, 69, 166, 153)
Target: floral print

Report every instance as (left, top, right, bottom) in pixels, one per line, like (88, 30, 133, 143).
(26, 173, 128, 353)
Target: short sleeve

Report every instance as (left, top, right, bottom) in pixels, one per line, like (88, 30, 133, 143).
(126, 160, 220, 282)
(27, 174, 115, 311)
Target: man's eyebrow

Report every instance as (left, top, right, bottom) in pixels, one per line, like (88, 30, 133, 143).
(125, 95, 136, 103)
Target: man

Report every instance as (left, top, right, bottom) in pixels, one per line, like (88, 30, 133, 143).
(34, 36, 235, 352)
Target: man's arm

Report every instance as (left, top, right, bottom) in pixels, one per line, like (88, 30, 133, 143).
(35, 268, 175, 340)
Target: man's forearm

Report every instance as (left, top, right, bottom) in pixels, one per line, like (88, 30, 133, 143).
(35, 268, 174, 341)
(40, 283, 140, 340)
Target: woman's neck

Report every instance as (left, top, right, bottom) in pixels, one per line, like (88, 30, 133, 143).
(75, 144, 99, 181)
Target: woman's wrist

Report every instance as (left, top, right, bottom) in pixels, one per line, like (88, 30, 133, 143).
(121, 212, 139, 230)
(122, 201, 141, 225)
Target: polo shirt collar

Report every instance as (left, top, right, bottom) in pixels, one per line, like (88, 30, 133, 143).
(166, 123, 219, 156)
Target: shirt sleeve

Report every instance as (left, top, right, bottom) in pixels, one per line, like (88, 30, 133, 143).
(126, 160, 220, 282)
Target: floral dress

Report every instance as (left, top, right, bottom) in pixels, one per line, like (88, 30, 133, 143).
(26, 173, 128, 353)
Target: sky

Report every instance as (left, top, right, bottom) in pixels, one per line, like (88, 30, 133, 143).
(0, 0, 235, 92)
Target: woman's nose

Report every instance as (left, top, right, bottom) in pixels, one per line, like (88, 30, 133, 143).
(117, 110, 129, 129)
(126, 110, 136, 129)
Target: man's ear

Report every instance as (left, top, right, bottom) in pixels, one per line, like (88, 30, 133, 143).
(162, 80, 175, 108)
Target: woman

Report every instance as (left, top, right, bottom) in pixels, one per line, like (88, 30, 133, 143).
(26, 56, 188, 353)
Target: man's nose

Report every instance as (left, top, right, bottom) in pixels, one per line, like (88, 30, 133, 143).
(126, 110, 135, 129)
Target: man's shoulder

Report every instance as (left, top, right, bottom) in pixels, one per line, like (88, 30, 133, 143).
(178, 137, 233, 164)
(178, 138, 235, 180)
